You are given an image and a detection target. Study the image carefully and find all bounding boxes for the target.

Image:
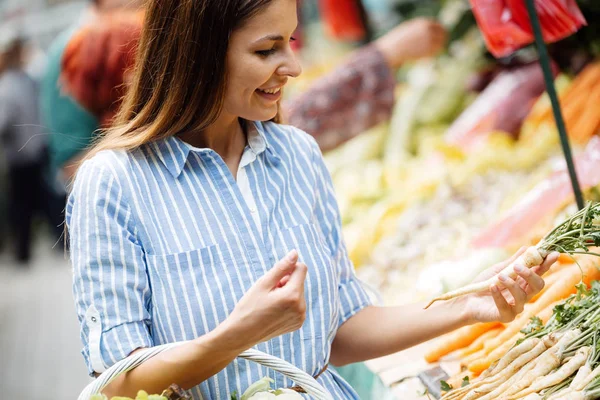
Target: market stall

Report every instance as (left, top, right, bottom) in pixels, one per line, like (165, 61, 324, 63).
(322, 0, 600, 398)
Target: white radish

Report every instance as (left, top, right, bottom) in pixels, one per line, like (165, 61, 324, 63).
(425, 247, 548, 308)
(509, 346, 591, 399)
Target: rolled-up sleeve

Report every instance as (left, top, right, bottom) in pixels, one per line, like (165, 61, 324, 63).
(309, 139, 372, 327)
(66, 157, 153, 376)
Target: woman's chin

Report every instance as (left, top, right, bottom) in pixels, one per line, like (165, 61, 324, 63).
(244, 107, 279, 122)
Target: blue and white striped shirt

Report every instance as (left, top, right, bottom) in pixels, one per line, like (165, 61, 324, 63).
(67, 121, 372, 399)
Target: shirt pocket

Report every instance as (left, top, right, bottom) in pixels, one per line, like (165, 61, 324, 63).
(273, 223, 338, 368)
(145, 244, 247, 343)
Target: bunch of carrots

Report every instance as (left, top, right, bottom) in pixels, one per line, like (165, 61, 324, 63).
(523, 61, 600, 144)
(437, 277, 600, 399)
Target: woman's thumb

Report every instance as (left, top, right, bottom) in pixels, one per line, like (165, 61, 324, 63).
(262, 250, 298, 288)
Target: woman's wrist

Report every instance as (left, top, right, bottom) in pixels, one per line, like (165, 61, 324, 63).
(203, 318, 256, 357)
(445, 296, 477, 327)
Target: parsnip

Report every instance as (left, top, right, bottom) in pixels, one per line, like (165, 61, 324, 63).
(575, 364, 600, 391)
(497, 331, 579, 398)
(425, 247, 548, 308)
(509, 346, 590, 399)
(473, 359, 538, 400)
(489, 338, 541, 375)
(571, 363, 593, 389)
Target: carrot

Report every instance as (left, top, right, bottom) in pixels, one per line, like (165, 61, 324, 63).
(508, 346, 590, 399)
(460, 326, 504, 357)
(533, 63, 600, 123)
(529, 271, 563, 303)
(570, 85, 600, 143)
(425, 322, 502, 363)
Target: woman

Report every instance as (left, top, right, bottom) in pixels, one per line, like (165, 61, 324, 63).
(67, 0, 558, 398)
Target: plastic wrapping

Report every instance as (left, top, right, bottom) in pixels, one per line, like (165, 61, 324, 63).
(470, 0, 587, 58)
(318, 0, 366, 42)
(472, 136, 600, 248)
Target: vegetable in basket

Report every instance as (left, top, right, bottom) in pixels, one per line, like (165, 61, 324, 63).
(425, 201, 600, 308)
(231, 377, 303, 400)
(89, 384, 190, 400)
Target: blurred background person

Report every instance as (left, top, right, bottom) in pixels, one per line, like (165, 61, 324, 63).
(0, 31, 49, 264)
(40, 0, 143, 221)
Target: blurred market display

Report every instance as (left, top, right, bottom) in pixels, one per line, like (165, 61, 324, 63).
(295, 1, 600, 398)
(300, 0, 600, 309)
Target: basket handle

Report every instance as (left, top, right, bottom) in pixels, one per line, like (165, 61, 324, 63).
(77, 341, 333, 400)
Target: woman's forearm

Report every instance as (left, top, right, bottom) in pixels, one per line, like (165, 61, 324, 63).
(102, 320, 250, 398)
(330, 299, 472, 366)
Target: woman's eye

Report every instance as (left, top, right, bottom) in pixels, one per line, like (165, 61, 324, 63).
(256, 48, 277, 57)
(256, 38, 296, 57)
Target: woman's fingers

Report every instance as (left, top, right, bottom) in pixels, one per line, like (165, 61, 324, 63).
(514, 265, 546, 299)
(490, 284, 515, 322)
(498, 274, 527, 311)
(536, 252, 559, 276)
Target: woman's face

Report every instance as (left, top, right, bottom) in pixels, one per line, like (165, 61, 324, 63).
(224, 0, 302, 122)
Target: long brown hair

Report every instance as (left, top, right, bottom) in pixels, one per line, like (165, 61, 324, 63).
(85, 0, 278, 161)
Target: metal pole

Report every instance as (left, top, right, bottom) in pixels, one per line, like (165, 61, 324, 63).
(355, 0, 373, 44)
(524, 0, 585, 210)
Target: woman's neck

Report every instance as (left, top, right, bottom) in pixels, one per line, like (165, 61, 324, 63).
(179, 114, 247, 177)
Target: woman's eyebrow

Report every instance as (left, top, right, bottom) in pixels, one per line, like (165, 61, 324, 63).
(255, 34, 284, 43)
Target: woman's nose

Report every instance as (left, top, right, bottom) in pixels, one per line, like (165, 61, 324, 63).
(278, 51, 302, 78)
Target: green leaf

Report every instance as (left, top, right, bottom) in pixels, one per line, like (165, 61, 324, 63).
(520, 316, 544, 335)
(461, 376, 470, 387)
(576, 282, 592, 299)
(440, 380, 453, 392)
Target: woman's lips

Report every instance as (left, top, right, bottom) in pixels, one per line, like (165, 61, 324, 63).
(256, 87, 282, 102)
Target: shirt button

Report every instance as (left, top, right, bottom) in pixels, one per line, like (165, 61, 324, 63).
(250, 207, 257, 213)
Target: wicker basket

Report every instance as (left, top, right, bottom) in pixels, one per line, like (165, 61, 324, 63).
(78, 342, 333, 400)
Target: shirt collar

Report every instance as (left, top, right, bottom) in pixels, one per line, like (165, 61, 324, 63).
(151, 120, 275, 178)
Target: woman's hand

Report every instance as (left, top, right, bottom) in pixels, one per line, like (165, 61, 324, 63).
(458, 247, 559, 324)
(374, 18, 448, 70)
(222, 250, 308, 351)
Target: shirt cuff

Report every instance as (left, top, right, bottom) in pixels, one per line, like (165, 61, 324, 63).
(338, 276, 373, 327)
(83, 320, 153, 377)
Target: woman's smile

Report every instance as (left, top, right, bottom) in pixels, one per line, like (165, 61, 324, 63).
(256, 86, 283, 102)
